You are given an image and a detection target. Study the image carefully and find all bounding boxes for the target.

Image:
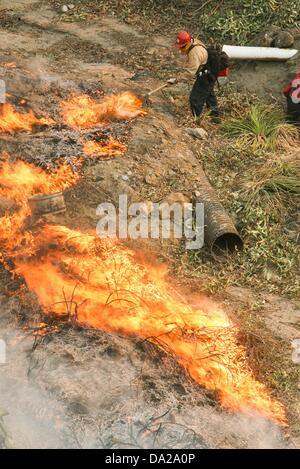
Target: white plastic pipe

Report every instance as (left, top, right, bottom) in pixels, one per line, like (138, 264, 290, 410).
(223, 45, 298, 61)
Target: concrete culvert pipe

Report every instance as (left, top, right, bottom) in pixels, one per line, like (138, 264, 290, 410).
(194, 168, 243, 254)
(28, 192, 66, 217)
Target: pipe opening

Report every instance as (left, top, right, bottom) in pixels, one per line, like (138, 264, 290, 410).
(212, 233, 243, 255)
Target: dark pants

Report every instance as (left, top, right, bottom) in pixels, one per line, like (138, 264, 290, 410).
(287, 96, 300, 125)
(189, 74, 220, 118)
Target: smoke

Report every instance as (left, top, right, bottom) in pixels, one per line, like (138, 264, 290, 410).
(180, 407, 288, 449)
(0, 297, 290, 449)
(3, 56, 79, 101)
(1, 376, 76, 449)
(27, 56, 80, 93)
(0, 334, 76, 448)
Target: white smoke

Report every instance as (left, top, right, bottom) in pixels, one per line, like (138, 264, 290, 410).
(0, 307, 289, 449)
(27, 56, 79, 92)
(0, 324, 76, 448)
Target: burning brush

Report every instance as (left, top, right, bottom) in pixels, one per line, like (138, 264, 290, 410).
(0, 91, 144, 161)
(0, 156, 287, 428)
(0, 103, 55, 133)
(82, 136, 128, 159)
(0, 89, 287, 429)
(60, 91, 145, 129)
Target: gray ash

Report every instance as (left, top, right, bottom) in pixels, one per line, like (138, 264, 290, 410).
(0, 121, 130, 170)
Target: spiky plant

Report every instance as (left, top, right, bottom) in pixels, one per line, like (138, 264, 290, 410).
(223, 105, 299, 152)
(265, 175, 300, 195)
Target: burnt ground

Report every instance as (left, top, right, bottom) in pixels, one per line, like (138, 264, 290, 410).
(0, 0, 299, 448)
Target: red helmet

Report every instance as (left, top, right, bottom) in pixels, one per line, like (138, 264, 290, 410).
(175, 31, 192, 49)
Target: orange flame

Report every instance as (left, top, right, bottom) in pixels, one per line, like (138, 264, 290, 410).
(0, 158, 287, 427)
(82, 137, 127, 158)
(61, 91, 144, 129)
(14, 224, 287, 426)
(0, 156, 78, 255)
(0, 62, 16, 69)
(0, 103, 55, 133)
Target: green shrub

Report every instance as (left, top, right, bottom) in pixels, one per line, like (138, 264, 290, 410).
(201, 0, 300, 44)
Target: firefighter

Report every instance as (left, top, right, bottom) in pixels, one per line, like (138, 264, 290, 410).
(175, 31, 222, 124)
(283, 73, 300, 125)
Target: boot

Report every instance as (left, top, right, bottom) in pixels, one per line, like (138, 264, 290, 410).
(211, 115, 221, 124)
(209, 109, 221, 124)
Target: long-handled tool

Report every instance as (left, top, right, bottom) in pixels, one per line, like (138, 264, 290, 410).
(146, 78, 177, 97)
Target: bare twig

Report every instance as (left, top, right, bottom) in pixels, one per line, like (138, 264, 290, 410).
(191, 0, 214, 16)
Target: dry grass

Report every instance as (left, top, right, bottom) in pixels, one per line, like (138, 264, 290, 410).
(237, 160, 300, 207)
(223, 105, 299, 152)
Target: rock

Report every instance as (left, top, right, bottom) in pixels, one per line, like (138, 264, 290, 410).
(164, 192, 190, 206)
(260, 33, 276, 47)
(121, 175, 129, 181)
(257, 27, 294, 48)
(124, 14, 140, 25)
(256, 26, 281, 47)
(67, 3, 75, 9)
(61, 5, 69, 12)
(274, 31, 294, 48)
(161, 193, 190, 223)
(185, 127, 208, 140)
(144, 174, 159, 186)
